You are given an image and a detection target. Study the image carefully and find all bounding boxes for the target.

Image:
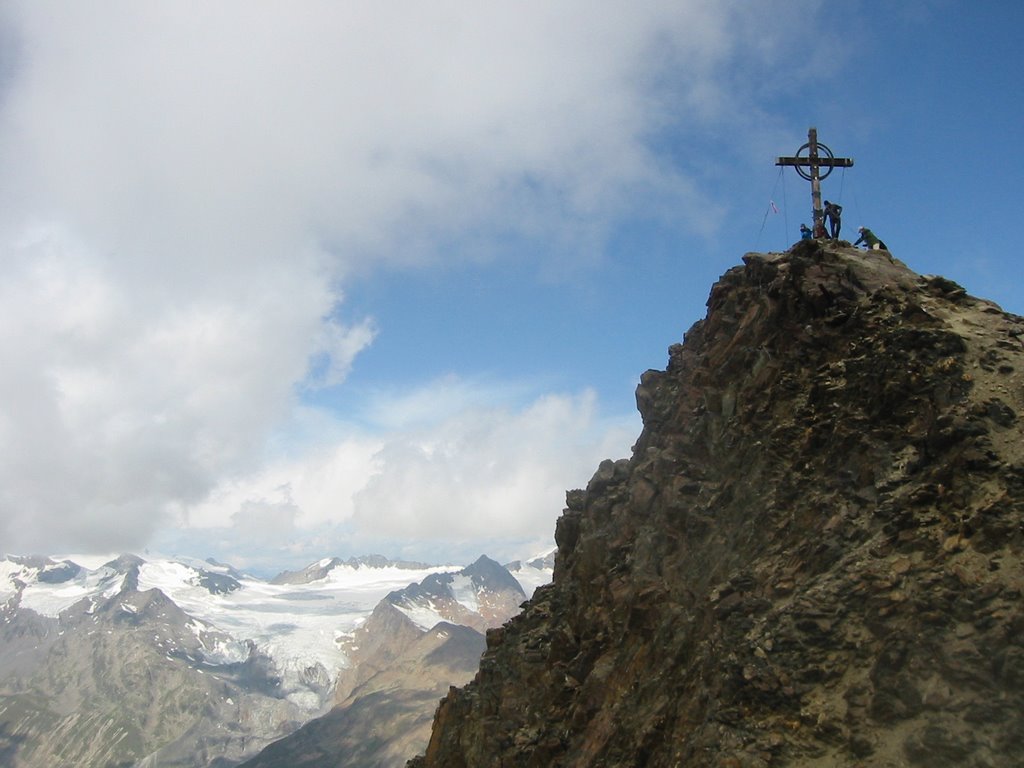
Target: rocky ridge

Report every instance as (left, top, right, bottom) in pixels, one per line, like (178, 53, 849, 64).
(411, 240, 1024, 767)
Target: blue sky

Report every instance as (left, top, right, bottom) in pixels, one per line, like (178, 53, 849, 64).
(0, 2, 1021, 573)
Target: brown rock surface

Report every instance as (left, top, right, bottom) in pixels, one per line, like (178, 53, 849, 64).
(409, 240, 1024, 767)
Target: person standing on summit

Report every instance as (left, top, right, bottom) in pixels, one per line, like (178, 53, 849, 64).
(823, 200, 843, 239)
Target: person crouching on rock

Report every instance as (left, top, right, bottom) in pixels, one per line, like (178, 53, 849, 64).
(854, 226, 887, 251)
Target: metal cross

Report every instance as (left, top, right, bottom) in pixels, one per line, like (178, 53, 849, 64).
(776, 127, 853, 238)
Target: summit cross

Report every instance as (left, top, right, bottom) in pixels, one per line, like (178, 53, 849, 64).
(776, 127, 853, 237)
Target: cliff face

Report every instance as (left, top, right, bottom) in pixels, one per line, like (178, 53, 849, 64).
(411, 240, 1024, 767)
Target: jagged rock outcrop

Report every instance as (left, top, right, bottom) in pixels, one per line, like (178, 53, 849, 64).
(410, 240, 1024, 767)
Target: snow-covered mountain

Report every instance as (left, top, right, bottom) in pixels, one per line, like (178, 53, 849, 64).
(268, 554, 434, 586)
(3, 553, 459, 704)
(242, 555, 539, 768)
(382, 554, 527, 633)
(0, 551, 552, 767)
(505, 550, 558, 597)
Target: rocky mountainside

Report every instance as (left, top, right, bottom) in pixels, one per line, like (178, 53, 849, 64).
(0, 552, 495, 767)
(241, 556, 529, 768)
(0, 555, 313, 767)
(410, 240, 1024, 767)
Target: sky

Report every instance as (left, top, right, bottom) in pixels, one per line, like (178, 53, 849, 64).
(0, 1, 1022, 574)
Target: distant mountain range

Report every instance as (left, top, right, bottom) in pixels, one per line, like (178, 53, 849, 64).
(268, 555, 435, 586)
(0, 551, 552, 767)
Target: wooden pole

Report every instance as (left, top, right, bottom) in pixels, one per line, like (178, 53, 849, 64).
(808, 129, 825, 237)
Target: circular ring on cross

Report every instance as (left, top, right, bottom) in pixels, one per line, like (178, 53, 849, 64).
(792, 141, 837, 181)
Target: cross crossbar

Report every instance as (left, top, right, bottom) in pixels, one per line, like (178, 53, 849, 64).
(776, 157, 854, 169)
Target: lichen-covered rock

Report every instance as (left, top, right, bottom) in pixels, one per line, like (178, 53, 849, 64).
(410, 241, 1024, 767)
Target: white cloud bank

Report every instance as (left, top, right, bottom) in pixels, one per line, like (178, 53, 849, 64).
(0, 2, 821, 560)
(162, 382, 636, 572)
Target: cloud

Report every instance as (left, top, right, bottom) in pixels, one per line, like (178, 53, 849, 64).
(0, 2, 824, 557)
(182, 434, 382, 532)
(155, 380, 636, 570)
(351, 388, 632, 544)
(0, 225, 374, 553)
(0, 2, 816, 264)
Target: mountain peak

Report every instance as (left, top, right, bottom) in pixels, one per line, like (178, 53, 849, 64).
(462, 554, 527, 595)
(412, 242, 1024, 767)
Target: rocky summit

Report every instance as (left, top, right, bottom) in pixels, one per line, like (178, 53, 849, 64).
(410, 240, 1024, 767)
